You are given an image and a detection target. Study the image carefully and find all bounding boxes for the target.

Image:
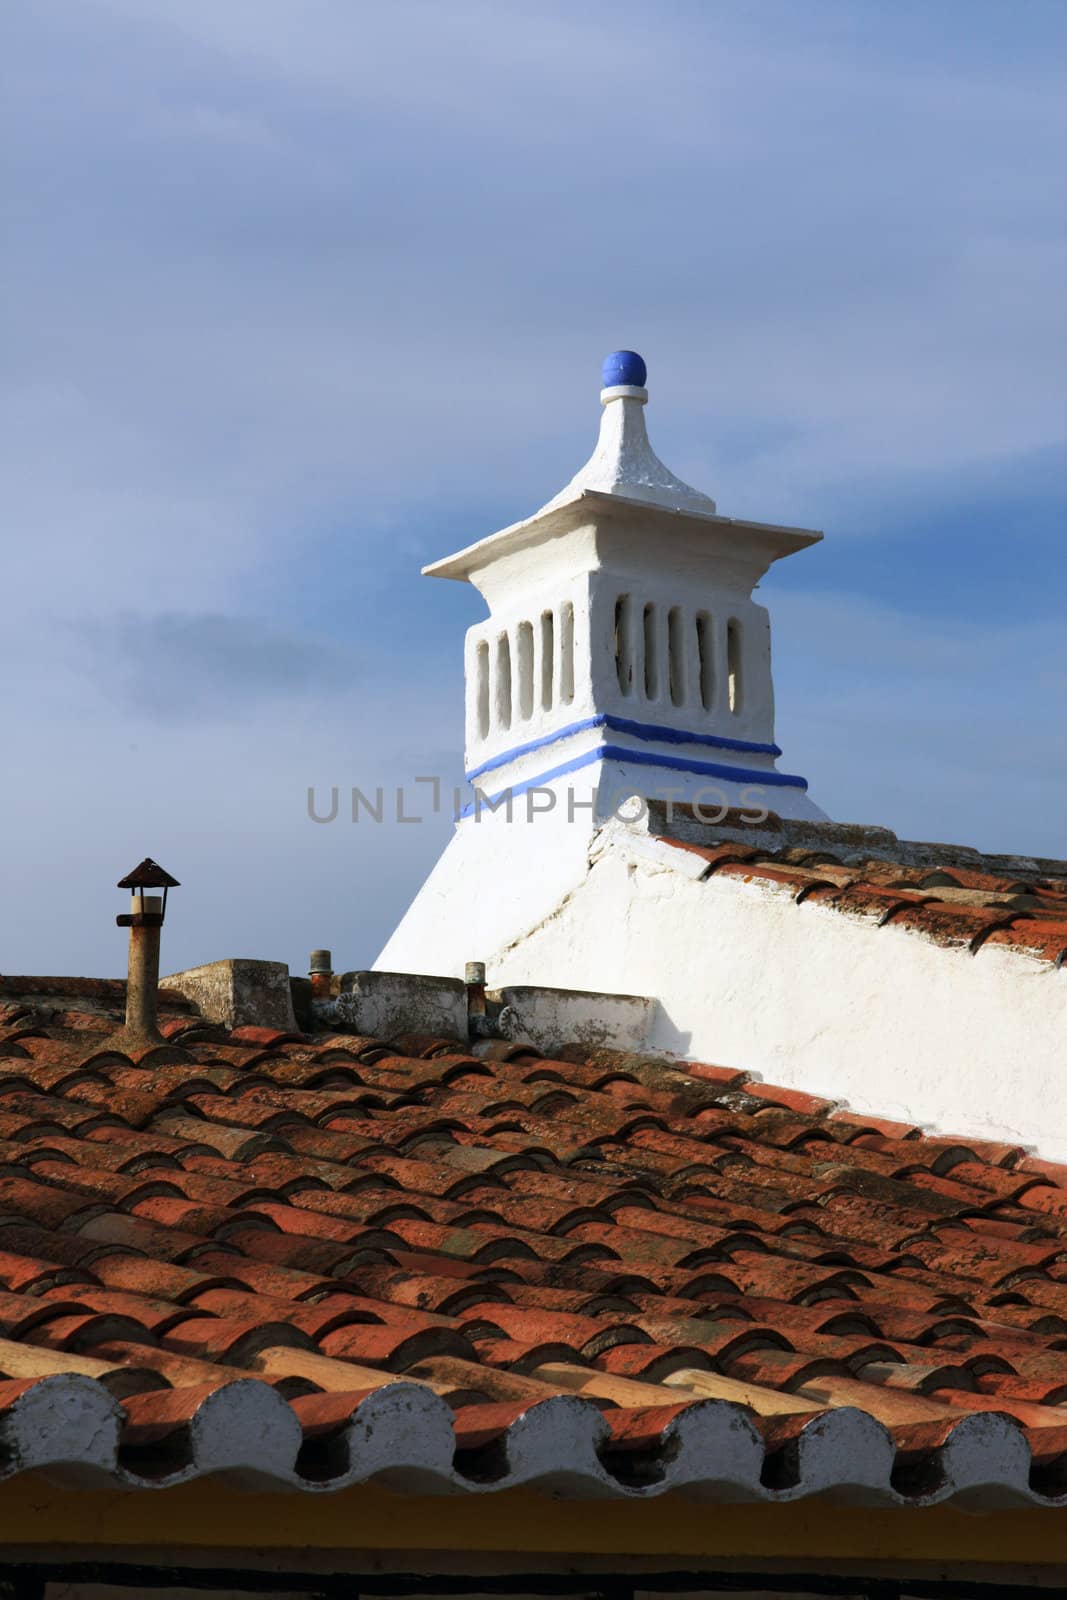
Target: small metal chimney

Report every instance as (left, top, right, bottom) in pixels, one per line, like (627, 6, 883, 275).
(309, 949, 334, 1001)
(464, 960, 487, 1038)
(113, 857, 179, 1048)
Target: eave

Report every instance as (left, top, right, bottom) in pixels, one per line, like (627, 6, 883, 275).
(423, 488, 822, 585)
(0, 1478, 1064, 1580)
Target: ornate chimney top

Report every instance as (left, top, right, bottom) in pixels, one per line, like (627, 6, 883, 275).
(421, 351, 826, 823)
(378, 352, 829, 978)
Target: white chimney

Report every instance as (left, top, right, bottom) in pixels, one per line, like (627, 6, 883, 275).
(378, 352, 827, 976)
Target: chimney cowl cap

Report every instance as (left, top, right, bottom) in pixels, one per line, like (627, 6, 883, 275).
(117, 857, 180, 890)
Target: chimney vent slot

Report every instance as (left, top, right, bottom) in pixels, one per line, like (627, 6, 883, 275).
(696, 612, 714, 711)
(642, 603, 659, 700)
(727, 618, 743, 714)
(560, 603, 575, 704)
(668, 606, 685, 707)
(540, 610, 554, 710)
(494, 633, 513, 730)
(475, 640, 490, 739)
(614, 594, 633, 696)
(517, 620, 534, 721)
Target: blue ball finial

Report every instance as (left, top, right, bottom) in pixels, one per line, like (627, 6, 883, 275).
(602, 350, 646, 389)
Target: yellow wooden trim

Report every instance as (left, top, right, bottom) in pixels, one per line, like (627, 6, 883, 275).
(0, 1478, 1063, 1566)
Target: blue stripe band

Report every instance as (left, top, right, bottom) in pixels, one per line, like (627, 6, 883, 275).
(458, 742, 808, 819)
(465, 713, 781, 782)
(465, 715, 603, 781)
(599, 745, 807, 788)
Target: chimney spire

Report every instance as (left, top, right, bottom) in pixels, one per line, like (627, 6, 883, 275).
(543, 351, 716, 518)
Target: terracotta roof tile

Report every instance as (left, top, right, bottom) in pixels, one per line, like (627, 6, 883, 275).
(981, 922, 1067, 965)
(0, 991, 1060, 1505)
(652, 820, 1067, 968)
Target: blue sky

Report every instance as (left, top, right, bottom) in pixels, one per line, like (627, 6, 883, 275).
(3, 0, 1065, 979)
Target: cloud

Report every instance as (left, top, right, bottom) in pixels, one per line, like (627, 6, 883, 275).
(151, 103, 282, 150)
(0, 654, 464, 979)
(6, 0, 1064, 601)
(2, 0, 1063, 975)
(74, 612, 361, 720)
(770, 588, 1067, 858)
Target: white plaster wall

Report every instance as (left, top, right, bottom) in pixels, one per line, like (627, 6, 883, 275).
(375, 797, 597, 979)
(498, 984, 655, 1055)
(585, 756, 825, 824)
(586, 570, 774, 749)
(480, 826, 1067, 1161)
(376, 754, 825, 981)
(322, 970, 468, 1041)
(163, 959, 297, 1032)
(467, 725, 820, 820)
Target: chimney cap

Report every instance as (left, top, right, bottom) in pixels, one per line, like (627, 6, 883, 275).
(117, 857, 180, 890)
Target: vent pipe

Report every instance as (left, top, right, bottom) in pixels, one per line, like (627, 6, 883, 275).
(113, 857, 180, 1049)
(309, 949, 334, 1001)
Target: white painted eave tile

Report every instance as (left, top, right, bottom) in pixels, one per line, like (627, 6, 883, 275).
(1, 1377, 1060, 1507)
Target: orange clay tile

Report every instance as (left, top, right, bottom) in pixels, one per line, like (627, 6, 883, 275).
(0, 979, 1062, 1504)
